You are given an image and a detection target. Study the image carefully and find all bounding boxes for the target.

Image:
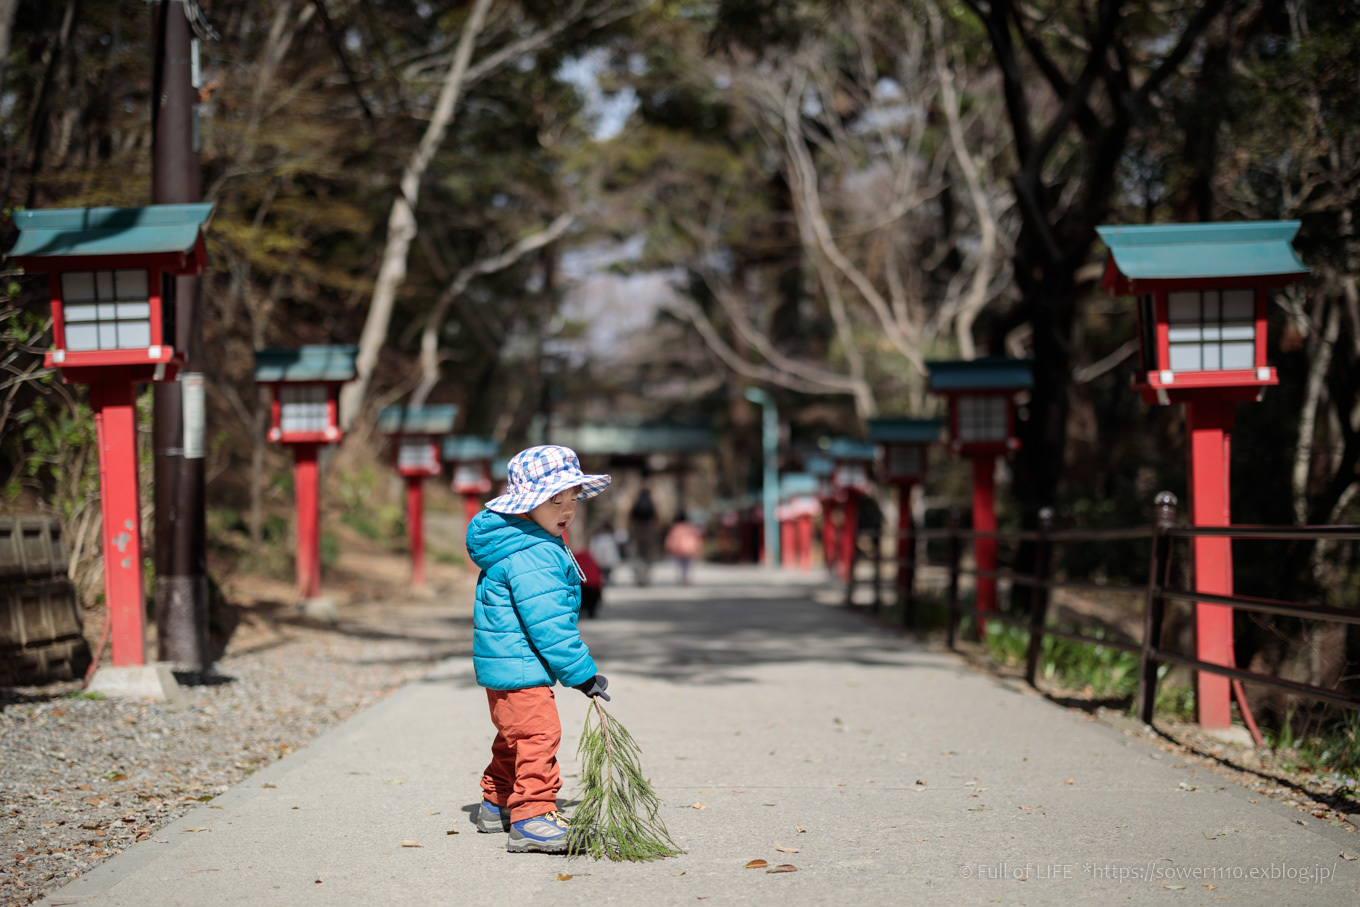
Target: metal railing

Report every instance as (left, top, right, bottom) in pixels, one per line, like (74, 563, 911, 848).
(843, 492, 1360, 725)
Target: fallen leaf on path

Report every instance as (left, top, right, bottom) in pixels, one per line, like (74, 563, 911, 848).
(384, 780, 406, 786)
(1204, 884, 1217, 890)
(399, 840, 422, 848)
(1164, 884, 1186, 890)
(1018, 805, 1040, 811)
(1177, 782, 1197, 791)
(915, 779, 927, 786)
(557, 874, 573, 881)
(745, 859, 769, 869)
(670, 870, 686, 876)
(262, 783, 277, 789)
(766, 864, 798, 873)
(1065, 779, 1074, 785)
(446, 829, 459, 835)
(1342, 853, 1357, 862)
(775, 843, 800, 853)
(690, 803, 707, 810)
(182, 827, 207, 832)
(796, 826, 806, 833)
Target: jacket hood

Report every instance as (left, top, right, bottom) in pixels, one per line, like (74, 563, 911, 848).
(466, 509, 557, 571)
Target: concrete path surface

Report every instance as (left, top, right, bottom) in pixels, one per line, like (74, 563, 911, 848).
(42, 564, 1360, 906)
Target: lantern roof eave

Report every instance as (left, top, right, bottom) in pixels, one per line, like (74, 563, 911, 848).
(442, 435, 499, 462)
(926, 357, 1034, 392)
(825, 438, 876, 462)
(550, 421, 715, 456)
(867, 417, 945, 444)
(9, 204, 214, 261)
(378, 404, 458, 436)
(1096, 221, 1308, 284)
(252, 345, 359, 383)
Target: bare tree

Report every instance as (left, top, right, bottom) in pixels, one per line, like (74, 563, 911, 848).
(340, 0, 646, 429)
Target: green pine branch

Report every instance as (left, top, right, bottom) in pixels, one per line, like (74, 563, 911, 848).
(566, 698, 683, 862)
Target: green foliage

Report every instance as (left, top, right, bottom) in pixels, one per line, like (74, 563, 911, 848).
(1154, 678, 1196, 723)
(981, 621, 1139, 700)
(320, 532, 341, 571)
(1267, 709, 1360, 780)
(334, 462, 403, 546)
(63, 690, 106, 701)
(566, 699, 683, 862)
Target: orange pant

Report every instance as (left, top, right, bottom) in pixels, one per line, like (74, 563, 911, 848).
(480, 686, 562, 823)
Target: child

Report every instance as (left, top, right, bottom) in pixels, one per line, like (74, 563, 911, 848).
(465, 445, 612, 853)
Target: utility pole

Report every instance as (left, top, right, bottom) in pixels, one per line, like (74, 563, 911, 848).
(151, 0, 209, 673)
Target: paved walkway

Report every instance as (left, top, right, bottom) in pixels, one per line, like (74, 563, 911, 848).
(43, 564, 1359, 905)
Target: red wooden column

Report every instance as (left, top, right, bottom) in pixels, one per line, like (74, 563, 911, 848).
(463, 493, 481, 537)
(406, 476, 426, 589)
(796, 512, 814, 571)
(972, 456, 998, 621)
(1186, 398, 1235, 728)
(780, 515, 796, 568)
(91, 379, 147, 667)
(820, 499, 836, 569)
(293, 443, 321, 600)
(896, 482, 914, 605)
(839, 493, 859, 583)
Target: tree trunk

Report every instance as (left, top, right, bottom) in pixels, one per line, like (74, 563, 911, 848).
(338, 0, 493, 430)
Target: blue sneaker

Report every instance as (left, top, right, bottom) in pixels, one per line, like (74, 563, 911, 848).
(507, 810, 570, 853)
(476, 799, 510, 834)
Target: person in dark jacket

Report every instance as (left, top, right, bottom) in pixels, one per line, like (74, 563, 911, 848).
(465, 445, 612, 854)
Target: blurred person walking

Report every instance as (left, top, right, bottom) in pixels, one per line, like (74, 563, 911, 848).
(628, 487, 661, 586)
(664, 512, 705, 586)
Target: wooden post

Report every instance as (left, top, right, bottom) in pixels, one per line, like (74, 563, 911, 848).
(796, 512, 814, 571)
(820, 498, 836, 571)
(896, 482, 913, 622)
(1137, 492, 1178, 725)
(294, 443, 321, 600)
(1024, 508, 1055, 688)
(1186, 399, 1235, 728)
(871, 522, 882, 612)
(972, 455, 998, 623)
(407, 475, 426, 589)
(91, 380, 147, 667)
(839, 492, 859, 584)
(945, 509, 962, 650)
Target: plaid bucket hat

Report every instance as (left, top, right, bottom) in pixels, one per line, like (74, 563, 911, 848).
(484, 445, 611, 515)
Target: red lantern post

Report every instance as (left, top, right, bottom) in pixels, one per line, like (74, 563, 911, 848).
(827, 440, 876, 583)
(254, 346, 358, 601)
(868, 418, 943, 609)
(443, 436, 499, 548)
(927, 359, 1033, 625)
(379, 404, 457, 590)
(1098, 221, 1308, 729)
(10, 205, 213, 678)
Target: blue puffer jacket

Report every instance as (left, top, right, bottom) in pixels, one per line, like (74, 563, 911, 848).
(466, 509, 597, 690)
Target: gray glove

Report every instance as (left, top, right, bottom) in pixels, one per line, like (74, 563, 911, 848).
(573, 674, 610, 701)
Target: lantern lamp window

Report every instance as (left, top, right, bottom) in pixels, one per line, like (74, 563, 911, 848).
(279, 385, 330, 434)
(1166, 289, 1256, 372)
(60, 269, 153, 351)
(957, 395, 1007, 442)
(399, 440, 438, 472)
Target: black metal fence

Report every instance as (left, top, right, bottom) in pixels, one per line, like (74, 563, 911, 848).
(846, 492, 1360, 725)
